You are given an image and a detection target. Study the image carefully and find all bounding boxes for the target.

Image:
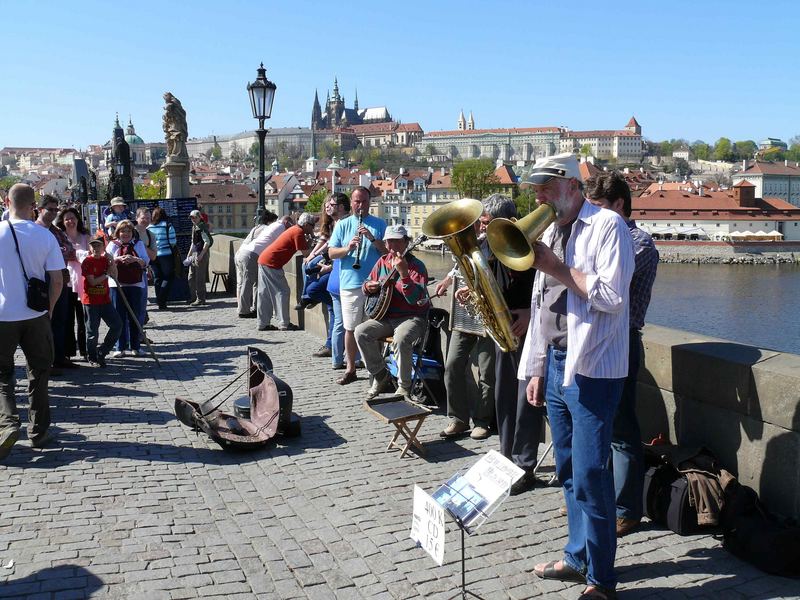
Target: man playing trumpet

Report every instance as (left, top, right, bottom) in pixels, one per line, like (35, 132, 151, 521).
(355, 225, 429, 400)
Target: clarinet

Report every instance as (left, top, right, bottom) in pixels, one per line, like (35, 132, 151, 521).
(352, 213, 363, 270)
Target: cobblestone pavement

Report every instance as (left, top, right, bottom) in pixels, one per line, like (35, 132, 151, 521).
(1, 298, 798, 599)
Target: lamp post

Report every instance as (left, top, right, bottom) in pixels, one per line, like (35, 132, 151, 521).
(247, 63, 277, 219)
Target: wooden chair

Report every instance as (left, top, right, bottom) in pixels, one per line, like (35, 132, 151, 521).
(211, 270, 229, 293)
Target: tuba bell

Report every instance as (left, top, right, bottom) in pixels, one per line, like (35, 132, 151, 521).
(486, 202, 556, 271)
(422, 198, 518, 352)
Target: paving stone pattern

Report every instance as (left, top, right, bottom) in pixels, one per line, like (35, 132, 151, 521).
(1, 298, 798, 599)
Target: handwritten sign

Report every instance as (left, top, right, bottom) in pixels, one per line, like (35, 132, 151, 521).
(463, 450, 524, 505)
(410, 485, 445, 566)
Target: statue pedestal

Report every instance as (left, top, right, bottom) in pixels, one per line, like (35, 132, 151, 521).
(164, 158, 190, 199)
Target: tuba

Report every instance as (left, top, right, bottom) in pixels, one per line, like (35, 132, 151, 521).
(422, 199, 518, 352)
(486, 202, 557, 271)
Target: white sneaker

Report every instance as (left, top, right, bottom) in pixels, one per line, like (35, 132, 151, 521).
(132, 348, 145, 356)
(110, 350, 126, 358)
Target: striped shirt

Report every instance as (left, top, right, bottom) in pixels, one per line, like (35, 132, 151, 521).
(628, 221, 658, 330)
(518, 200, 634, 386)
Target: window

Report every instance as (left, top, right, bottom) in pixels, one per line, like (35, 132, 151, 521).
(227, 205, 232, 214)
(227, 217, 232, 226)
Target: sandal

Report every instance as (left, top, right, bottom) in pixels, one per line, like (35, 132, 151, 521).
(336, 371, 358, 385)
(578, 585, 617, 600)
(533, 560, 586, 584)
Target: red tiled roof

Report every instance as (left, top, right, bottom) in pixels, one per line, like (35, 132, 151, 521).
(494, 165, 516, 185)
(425, 127, 561, 137)
(733, 180, 755, 187)
(635, 189, 799, 215)
(190, 183, 257, 204)
(349, 122, 397, 134)
(562, 130, 639, 138)
(427, 175, 453, 189)
(397, 123, 423, 132)
(740, 161, 800, 175)
(626, 116, 640, 128)
(579, 162, 602, 181)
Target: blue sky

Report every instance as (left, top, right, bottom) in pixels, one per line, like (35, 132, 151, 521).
(2, 0, 798, 149)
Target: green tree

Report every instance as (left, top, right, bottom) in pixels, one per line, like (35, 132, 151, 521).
(514, 188, 536, 218)
(134, 169, 166, 199)
(247, 142, 260, 163)
(230, 141, 243, 162)
(733, 140, 757, 160)
(762, 146, 785, 161)
(0, 175, 21, 193)
(786, 144, 800, 163)
(210, 143, 222, 161)
(713, 137, 733, 161)
(425, 144, 437, 156)
(452, 158, 499, 199)
(579, 143, 592, 157)
(691, 140, 710, 160)
(659, 140, 674, 157)
(305, 189, 328, 213)
(319, 141, 341, 160)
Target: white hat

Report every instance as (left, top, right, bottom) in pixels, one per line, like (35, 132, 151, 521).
(110, 196, 126, 207)
(189, 209, 201, 218)
(384, 225, 409, 240)
(528, 153, 582, 185)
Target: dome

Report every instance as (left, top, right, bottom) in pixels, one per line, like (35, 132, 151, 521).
(125, 133, 145, 145)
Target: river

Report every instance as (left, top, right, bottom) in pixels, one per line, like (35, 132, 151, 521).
(419, 251, 800, 355)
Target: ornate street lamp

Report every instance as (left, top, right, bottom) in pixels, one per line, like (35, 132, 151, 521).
(247, 63, 277, 218)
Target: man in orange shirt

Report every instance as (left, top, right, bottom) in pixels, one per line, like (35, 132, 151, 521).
(257, 213, 316, 331)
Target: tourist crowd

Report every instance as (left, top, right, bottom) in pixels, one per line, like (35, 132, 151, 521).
(2, 155, 658, 599)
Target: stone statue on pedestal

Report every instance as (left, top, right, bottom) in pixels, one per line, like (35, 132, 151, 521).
(162, 92, 191, 198)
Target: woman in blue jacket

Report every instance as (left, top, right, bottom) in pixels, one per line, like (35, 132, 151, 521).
(147, 207, 177, 309)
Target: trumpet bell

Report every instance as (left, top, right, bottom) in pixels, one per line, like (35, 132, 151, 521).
(486, 203, 556, 271)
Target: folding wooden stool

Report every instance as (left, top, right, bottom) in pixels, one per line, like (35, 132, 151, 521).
(364, 395, 431, 458)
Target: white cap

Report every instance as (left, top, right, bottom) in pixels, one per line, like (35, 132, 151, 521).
(384, 225, 409, 240)
(528, 152, 582, 185)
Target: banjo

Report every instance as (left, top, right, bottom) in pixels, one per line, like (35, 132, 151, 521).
(364, 234, 428, 320)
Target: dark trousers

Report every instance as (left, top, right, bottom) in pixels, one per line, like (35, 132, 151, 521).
(495, 342, 545, 470)
(50, 283, 69, 364)
(84, 303, 123, 360)
(444, 331, 495, 428)
(65, 290, 87, 359)
(0, 315, 53, 442)
(112, 287, 144, 351)
(152, 254, 175, 309)
(611, 329, 645, 520)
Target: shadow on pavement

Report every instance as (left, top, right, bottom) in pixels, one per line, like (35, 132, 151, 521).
(0, 564, 104, 597)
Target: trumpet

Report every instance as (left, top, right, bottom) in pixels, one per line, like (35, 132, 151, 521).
(422, 198, 518, 352)
(352, 213, 363, 270)
(486, 202, 556, 271)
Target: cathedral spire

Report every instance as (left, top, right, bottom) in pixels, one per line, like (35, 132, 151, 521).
(333, 76, 340, 100)
(354, 87, 359, 111)
(312, 89, 322, 128)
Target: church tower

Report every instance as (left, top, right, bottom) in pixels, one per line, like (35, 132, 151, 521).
(458, 109, 466, 131)
(354, 88, 359, 112)
(312, 89, 322, 130)
(625, 116, 641, 135)
(467, 111, 475, 131)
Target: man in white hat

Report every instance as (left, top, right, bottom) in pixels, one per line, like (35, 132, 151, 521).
(520, 153, 634, 600)
(354, 225, 429, 400)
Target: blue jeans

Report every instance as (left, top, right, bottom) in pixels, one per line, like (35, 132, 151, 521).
(544, 346, 623, 590)
(84, 303, 123, 360)
(112, 287, 144, 351)
(330, 293, 345, 367)
(612, 329, 644, 520)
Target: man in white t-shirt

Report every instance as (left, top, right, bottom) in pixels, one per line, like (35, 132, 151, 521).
(0, 184, 66, 460)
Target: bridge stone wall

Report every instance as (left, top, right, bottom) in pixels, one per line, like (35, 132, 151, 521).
(210, 235, 800, 519)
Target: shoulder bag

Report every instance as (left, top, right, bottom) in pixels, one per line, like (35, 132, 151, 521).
(7, 222, 50, 312)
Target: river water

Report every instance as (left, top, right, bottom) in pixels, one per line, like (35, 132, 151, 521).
(419, 251, 800, 355)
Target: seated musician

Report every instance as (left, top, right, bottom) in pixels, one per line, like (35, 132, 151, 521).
(354, 225, 430, 400)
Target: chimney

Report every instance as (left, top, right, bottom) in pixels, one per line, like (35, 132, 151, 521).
(440, 167, 446, 176)
(785, 159, 789, 167)
(742, 159, 747, 171)
(698, 186, 704, 197)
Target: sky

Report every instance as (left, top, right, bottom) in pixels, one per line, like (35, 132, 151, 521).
(2, 0, 799, 150)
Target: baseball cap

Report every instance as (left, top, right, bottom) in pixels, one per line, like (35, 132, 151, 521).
(384, 225, 409, 240)
(189, 209, 201, 218)
(110, 196, 126, 207)
(527, 152, 582, 185)
(88, 235, 105, 246)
